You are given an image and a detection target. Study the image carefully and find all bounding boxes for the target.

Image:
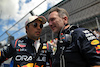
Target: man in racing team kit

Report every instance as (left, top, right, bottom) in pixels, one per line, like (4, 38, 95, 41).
(48, 7, 100, 67)
(0, 16, 52, 67)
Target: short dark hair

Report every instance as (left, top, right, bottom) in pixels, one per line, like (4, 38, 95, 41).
(49, 7, 69, 18)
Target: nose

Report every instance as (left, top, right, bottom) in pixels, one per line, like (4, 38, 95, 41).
(49, 21, 52, 26)
(37, 25, 41, 29)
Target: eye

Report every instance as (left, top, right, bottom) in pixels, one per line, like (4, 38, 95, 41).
(33, 23, 37, 28)
(48, 18, 55, 22)
(51, 18, 55, 21)
(40, 24, 43, 28)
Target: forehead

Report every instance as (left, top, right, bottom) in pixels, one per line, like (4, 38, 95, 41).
(48, 11, 59, 19)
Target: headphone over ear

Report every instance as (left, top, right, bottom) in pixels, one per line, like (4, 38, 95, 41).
(59, 24, 72, 44)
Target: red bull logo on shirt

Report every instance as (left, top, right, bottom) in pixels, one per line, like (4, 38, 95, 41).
(17, 63, 44, 67)
(95, 45, 100, 50)
(95, 45, 100, 54)
(18, 43, 26, 48)
(91, 40, 100, 54)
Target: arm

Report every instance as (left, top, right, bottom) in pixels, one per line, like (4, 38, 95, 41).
(74, 28, 100, 66)
(91, 65, 100, 67)
(0, 41, 15, 64)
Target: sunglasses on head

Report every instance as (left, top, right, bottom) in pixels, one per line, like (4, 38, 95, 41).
(32, 22, 43, 28)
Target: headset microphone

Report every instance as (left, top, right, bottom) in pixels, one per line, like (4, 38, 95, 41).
(59, 24, 72, 45)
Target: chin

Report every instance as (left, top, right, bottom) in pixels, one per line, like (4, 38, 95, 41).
(53, 31, 57, 33)
(34, 34, 39, 37)
(36, 34, 40, 36)
(35, 36, 40, 39)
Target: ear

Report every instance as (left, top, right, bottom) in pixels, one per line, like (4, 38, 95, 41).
(63, 16, 68, 24)
(25, 26, 28, 32)
(63, 16, 68, 21)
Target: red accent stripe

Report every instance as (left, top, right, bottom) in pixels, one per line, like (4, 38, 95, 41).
(14, 39, 19, 47)
(46, 43, 49, 50)
(96, 50, 100, 54)
(49, 59, 52, 67)
(19, 49, 20, 52)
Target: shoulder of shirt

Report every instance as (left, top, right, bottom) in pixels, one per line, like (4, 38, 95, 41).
(71, 27, 96, 40)
(72, 27, 89, 34)
(64, 25, 87, 34)
(10, 37, 26, 48)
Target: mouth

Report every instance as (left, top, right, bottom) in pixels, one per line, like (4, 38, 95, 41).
(51, 26, 56, 30)
(36, 31, 40, 34)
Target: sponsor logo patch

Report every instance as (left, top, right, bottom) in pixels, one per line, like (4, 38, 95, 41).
(42, 46, 47, 49)
(15, 55, 32, 61)
(96, 50, 100, 54)
(16, 48, 27, 52)
(95, 45, 100, 50)
(91, 40, 100, 54)
(91, 40, 99, 45)
(83, 30, 96, 41)
(20, 63, 44, 67)
(18, 43, 26, 48)
(22, 63, 33, 67)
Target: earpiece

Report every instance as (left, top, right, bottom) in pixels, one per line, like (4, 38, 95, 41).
(59, 24, 72, 44)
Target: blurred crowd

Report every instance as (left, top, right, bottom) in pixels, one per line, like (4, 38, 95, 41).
(47, 38, 58, 55)
(92, 28, 100, 40)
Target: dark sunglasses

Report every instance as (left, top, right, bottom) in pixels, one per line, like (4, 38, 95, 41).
(32, 23, 43, 28)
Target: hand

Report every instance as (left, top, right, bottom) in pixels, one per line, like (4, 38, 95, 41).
(91, 65, 100, 67)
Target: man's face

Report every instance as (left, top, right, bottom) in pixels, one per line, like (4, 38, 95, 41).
(26, 20, 43, 40)
(48, 11, 65, 33)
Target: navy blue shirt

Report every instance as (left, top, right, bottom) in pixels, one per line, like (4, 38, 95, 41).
(0, 37, 52, 67)
(52, 26, 100, 67)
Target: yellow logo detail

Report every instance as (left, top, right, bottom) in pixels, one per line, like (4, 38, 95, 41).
(95, 45, 100, 50)
(17, 65, 20, 67)
(91, 40, 99, 45)
(20, 63, 44, 67)
(22, 63, 33, 67)
(42, 46, 47, 49)
(0, 51, 1, 56)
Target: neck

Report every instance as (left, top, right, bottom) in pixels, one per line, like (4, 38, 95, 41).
(27, 35, 40, 41)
